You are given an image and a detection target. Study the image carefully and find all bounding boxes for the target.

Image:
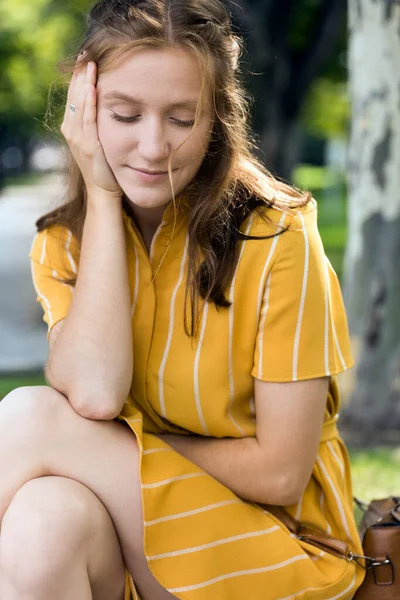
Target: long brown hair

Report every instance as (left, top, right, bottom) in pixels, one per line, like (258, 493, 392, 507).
(38, 0, 311, 337)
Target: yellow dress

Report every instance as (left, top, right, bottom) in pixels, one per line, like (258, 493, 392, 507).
(29, 197, 365, 599)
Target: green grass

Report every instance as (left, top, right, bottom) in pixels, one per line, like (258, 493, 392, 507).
(350, 447, 400, 525)
(350, 448, 400, 500)
(3, 172, 44, 188)
(0, 374, 47, 399)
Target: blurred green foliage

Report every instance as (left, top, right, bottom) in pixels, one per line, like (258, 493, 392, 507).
(294, 165, 348, 280)
(0, 0, 349, 145)
(0, 374, 46, 399)
(350, 448, 400, 502)
(301, 79, 350, 140)
(0, 0, 91, 142)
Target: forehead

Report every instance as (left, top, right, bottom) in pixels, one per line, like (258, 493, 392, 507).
(98, 46, 208, 104)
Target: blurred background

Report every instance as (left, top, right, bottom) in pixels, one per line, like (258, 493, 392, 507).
(0, 0, 399, 505)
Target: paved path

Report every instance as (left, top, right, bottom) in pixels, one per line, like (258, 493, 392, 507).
(0, 174, 64, 372)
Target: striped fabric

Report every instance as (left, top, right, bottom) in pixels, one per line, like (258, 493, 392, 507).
(29, 198, 364, 599)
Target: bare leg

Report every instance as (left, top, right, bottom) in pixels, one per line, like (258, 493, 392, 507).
(0, 476, 126, 600)
(0, 387, 175, 600)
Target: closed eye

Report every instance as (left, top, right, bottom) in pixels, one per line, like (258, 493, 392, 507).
(110, 113, 195, 128)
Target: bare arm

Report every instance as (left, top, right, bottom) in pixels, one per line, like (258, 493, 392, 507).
(46, 198, 133, 420)
(45, 58, 132, 420)
(157, 377, 329, 505)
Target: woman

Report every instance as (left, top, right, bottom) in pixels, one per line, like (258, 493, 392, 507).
(0, 0, 364, 598)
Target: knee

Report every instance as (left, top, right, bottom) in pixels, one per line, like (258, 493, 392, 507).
(0, 477, 93, 589)
(0, 386, 68, 437)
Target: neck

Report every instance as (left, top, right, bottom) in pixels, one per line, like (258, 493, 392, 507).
(122, 196, 170, 253)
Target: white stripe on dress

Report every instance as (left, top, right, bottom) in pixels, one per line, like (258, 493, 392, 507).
(194, 301, 211, 435)
(147, 526, 280, 560)
(332, 317, 347, 370)
(131, 243, 140, 319)
(292, 213, 309, 381)
(65, 230, 77, 273)
(30, 233, 54, 327)
(130, 243, 140, 369)
(317, 455, 352, 540)
(168, 554, 309, 593)
(295, 492, 303, 521)
(40, 235, 47, 264)
(320, 488, 332, 534)
(256, 213, 287, 321)
(324, 259, 331, 376)
(326, 259, 347, 370)
(276, 573, 356, 600)
(141, 472, 206, 489)
(149, 224, 163, 262)
(144, 499, 242, 526)
(52, 269, 73, 292)
(325, 574, 357, 600)
(142, 448, 173, 456)
(158, 234, 189, 418)
(257, 272, 272, 378)
(327, 441, 345, 485)
(227, 215, 254, 435)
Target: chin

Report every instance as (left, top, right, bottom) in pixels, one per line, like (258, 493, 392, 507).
(122, 186, 172, 208)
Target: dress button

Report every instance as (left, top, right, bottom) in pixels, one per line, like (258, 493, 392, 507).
(162, 236, 170, 247)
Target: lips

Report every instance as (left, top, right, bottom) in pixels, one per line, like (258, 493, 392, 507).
(135, 169, 167, 174)
(128, 167, 177, 174)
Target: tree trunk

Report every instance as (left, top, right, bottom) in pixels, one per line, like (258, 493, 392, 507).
(341, 0, 400, 445)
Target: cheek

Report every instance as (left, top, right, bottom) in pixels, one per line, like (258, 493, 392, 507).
(178, 128, 211, 167)
(97, 116, 128, 163)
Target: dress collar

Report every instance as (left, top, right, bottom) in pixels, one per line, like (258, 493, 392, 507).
(122, 194, 190, 227)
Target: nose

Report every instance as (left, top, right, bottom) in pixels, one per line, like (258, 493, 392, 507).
(136, 117, 171, 164)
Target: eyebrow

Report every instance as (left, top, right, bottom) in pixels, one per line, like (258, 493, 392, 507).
(103, 91, 199, 109)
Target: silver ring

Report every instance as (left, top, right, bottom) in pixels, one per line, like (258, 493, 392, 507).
(70, 104, 77, 113)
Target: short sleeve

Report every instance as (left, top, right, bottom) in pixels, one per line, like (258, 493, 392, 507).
(252, 202, 354, 382)
(29, 225, 80, 341)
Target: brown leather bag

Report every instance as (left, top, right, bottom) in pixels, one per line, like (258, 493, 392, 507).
(265, 496, 400, 599)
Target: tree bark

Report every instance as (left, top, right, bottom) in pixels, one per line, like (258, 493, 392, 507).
(341, 0, 400, 445)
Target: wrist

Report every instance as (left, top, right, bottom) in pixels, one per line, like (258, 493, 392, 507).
(86, 187, 123, 206)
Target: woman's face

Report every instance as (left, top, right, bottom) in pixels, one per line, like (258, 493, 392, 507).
(97, 46, 214, 211)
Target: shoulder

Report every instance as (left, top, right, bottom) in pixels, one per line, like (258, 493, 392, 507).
(245, 197, 318, 236)
(30, 224, 79, 265)
(240, 197, 329, 283)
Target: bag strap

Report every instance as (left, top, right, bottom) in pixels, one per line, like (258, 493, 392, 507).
(265, 505, 357, 563)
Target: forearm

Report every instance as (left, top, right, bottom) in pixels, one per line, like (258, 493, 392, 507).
(158, 434, 294, 506)
(46, 196, 133, 419)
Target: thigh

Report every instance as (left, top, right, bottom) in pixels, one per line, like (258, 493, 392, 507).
(0, 476, 125, 600)
(0, 386, 174, 600)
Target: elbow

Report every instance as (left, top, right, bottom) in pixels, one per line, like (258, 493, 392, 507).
(69, 389, 125, 421)
(273, 482, 304, 507)
(258, 467, 305, 507)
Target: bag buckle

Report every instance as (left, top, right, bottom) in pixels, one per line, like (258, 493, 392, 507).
(391, 502, 400, 522)
(371, 557, 394, 586)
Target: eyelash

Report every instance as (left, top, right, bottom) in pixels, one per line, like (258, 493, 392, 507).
(110, 113, 195, 128)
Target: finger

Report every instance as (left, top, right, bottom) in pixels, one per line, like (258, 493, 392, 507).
(62, 55, 87, 128)
(86, 60, 98, 88)
(83, 63, 99, 136)
(64, 65, 88, 136)
(83, 80, 98, 139)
